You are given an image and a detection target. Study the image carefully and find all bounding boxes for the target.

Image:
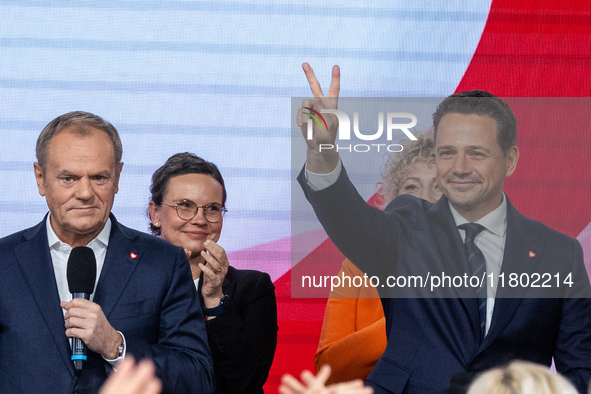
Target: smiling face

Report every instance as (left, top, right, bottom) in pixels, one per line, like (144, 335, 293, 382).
(398, 159, 441, 204)
(436, 113, 519, 222)
(34, 127, 123, 247)
(149, 173, 224, 259)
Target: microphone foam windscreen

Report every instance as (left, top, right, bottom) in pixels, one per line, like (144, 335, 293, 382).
(67, 246, 97, 294)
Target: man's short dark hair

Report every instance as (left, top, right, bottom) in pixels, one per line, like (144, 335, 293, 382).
(36, 111, 123, 171)
(432, 90, 517, 155)
(149, 152, 227, 236)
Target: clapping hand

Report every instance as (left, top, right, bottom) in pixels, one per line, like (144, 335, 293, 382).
(198, 239, 229, 314)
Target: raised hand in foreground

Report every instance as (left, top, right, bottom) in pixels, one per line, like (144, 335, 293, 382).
(279, 365, 373, 394)
(99, 357, 162, 394)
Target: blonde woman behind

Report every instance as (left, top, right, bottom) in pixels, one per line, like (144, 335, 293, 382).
(467, 361, 578, 394)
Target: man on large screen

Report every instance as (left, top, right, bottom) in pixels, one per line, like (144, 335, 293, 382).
(297, 64, 591, 393)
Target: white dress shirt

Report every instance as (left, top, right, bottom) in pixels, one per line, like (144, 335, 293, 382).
(46, 215, 125, 365)
(47, 215, 110, 305)
(450, 196, 507, 335)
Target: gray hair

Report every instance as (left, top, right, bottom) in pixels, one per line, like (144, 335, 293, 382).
(36, 111, 123, 171)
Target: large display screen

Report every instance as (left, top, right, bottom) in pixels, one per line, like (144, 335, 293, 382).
(2, 1, 589, 390)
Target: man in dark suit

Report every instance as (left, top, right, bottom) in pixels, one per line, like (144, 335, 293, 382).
(0, 112, 214, 394)
(296, 64, 591, 393)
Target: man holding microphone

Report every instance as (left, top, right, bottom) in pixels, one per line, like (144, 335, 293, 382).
(0, 111, 214, 394)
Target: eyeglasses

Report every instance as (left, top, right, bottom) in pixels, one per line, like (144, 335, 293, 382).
(162, 200, 227, 223)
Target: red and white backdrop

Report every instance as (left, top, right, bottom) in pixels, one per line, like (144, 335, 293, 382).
(0, 0, 589, 392)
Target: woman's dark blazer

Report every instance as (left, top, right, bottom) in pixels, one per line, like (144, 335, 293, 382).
(198, 265, 278, 394)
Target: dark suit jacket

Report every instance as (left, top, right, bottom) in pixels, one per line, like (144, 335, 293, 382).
(299, 166, 591, 394)
(198, 266, 278, 394)
(0, 214, 214, 394)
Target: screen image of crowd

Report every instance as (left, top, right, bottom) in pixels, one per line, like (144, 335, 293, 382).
(2, 2, 591, 393)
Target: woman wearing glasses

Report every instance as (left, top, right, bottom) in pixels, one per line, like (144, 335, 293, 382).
(148, 152, 277, 394)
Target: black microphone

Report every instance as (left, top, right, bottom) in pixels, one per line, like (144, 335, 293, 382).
(66, 246, 97, 377)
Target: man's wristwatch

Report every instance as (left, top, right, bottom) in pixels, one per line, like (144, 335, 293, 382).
(203, 295, 229, 317)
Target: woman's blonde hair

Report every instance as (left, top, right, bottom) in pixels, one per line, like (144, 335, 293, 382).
(467, 361, 578, 394)
(377, 131, 435, 209)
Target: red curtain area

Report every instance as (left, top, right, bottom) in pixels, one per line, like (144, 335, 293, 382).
(265, 1, 591, 391)
(457, 0, 591, 239)
(457, 0, 591, 97)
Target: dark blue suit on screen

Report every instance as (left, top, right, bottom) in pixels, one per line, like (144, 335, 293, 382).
(0, 214, 214, 394)
(299, 166, 591, 394)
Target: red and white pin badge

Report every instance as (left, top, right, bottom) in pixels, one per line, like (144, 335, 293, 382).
(130, 252, 138, 259)
(528, 251, 536, 258)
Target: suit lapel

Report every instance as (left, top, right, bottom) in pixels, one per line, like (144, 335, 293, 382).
(93, 215, 140, 318)
(479, 199, 545, 350)
(221, 266, 237, 299)
(14, 217, 74, 377)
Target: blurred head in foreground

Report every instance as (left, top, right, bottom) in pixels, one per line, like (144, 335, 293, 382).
(467, 361, 578, 394)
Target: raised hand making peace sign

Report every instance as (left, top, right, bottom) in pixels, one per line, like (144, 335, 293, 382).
(296, 63, 342, 174)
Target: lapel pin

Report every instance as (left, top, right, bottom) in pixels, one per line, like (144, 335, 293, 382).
(528, 251, 536, 258)
(130, 252, 138, 259)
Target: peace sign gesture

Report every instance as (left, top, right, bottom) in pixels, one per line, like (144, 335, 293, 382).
(302, 62, 340, 98)
(297, 63, 341, 174)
